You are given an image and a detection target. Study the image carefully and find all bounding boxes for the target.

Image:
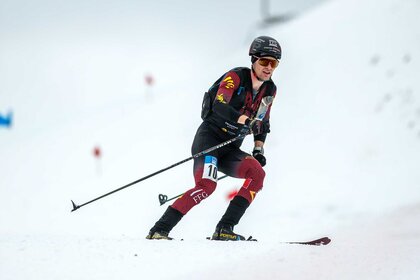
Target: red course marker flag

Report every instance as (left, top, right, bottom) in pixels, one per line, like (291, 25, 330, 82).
(93, 146, 101, 158)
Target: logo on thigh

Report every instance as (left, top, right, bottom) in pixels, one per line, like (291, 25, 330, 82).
(190, 189, 209, 204)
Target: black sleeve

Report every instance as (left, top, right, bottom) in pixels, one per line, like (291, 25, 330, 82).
(211, 70, 242, 123)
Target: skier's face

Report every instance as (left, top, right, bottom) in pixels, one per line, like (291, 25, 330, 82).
(253, 56, 278, 81)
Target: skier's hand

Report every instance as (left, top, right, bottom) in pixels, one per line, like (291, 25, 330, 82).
(252, 147, 266, 167)
(245, 119, 270, 135)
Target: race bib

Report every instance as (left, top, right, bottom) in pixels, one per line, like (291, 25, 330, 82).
(203, 156, 218, 182)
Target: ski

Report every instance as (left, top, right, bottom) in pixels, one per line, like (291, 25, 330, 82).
(206, 236, 257, 241)
(205, 236, 331, 245)
(284, 236, 331, 246)
(147, 236, 331, 245)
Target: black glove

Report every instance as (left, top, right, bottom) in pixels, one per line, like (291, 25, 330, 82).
(252, 147, 266, 167)
(245, 119, 270, 135)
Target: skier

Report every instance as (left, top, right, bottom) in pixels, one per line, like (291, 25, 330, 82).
(146, 36, 281, 240)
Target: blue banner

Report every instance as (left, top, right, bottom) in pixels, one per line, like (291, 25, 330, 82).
(0, 111, 13, 128)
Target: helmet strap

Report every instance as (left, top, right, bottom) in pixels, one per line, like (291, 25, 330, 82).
(251, 65, 265, 82)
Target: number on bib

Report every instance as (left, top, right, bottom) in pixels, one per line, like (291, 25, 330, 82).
(203, 156, 218, 182)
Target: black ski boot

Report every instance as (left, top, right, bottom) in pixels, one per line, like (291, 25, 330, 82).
(146, 230, 173, 240)
(211, 196, 250, 241)
(211, 225, 245, 241)
(146, 206, 183, 240)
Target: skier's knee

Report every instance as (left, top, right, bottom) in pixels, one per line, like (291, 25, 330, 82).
(248, 165, 265, 185)
(237, 158, 266, 203)
(240, 158, 266, 184)
(171, 179, 217, 215)
(196, 178, 217, 197)
(185, 179, 217, 205)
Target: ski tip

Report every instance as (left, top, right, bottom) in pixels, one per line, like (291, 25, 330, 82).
(286, 236, 332, 246)
(309, 236, 331, 246)
(321, 236, 331, 245)
(71, 200, 80, 212)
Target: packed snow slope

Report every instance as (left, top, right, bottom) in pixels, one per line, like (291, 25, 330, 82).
(1, 0, 420, 279)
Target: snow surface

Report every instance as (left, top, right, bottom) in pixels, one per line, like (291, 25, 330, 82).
(1, 0, 420, 279)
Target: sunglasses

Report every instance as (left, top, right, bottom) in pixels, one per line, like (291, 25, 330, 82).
(255, 57, 279, 68)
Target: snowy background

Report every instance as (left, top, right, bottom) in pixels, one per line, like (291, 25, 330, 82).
(1, 0, 420, 279)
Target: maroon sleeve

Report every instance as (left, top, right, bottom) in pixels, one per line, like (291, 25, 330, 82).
(254, 86, 277, 143)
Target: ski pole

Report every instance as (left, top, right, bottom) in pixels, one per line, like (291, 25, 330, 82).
(71, 133, 248, 212)
(158, 175, 228, 206)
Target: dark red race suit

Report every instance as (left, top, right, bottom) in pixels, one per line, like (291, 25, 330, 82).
(171, 67, 277, 215)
